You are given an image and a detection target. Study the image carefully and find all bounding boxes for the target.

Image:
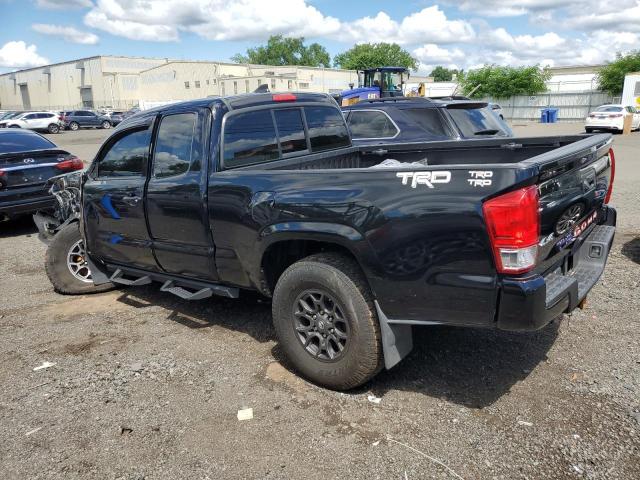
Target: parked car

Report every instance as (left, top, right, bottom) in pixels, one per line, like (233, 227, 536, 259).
(0, 129, 83, 221)
(62, 110, 112, 131)
(0, 111, 64, 134)
(38, 92, 615, 390)
(585, 104, 640, 133)
(342, 97, 512, 145)
(106, 111, 125, 126)
(0, 111, 21, 121)
(490, 103, 505, 120)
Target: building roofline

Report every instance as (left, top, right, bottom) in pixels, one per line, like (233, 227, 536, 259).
(138, 59, 357, 75)
(0, 54, 172, 77)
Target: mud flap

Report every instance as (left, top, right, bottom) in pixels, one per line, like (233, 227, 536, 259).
(374, 301, 413, 370)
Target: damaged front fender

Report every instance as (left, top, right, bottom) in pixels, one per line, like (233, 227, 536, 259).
(33, 170, 84, 243)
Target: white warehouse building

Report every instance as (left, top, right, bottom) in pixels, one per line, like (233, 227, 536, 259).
(0, 55, 360, 111)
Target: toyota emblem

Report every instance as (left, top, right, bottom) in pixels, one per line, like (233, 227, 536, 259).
(23, 158, 35, 163)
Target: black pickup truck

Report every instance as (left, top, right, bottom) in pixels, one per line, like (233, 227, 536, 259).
(37, 92, 616, 390)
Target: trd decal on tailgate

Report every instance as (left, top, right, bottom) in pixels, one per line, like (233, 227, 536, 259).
(467, 170, 493, 187)
(396, 171, 451, 189)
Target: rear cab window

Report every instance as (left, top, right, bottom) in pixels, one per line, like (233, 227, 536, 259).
(222, 105, 350, 169)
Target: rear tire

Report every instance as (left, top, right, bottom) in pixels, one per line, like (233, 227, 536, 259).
(585, 128, 593, 133)
(45, 223, 115, 295)
(69, 122, 79, 131)
(272, 252, 382, 390)
(47, 123, 60, 134)
(101, 120, 111, 129)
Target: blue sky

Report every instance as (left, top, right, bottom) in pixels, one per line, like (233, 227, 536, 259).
(1, 1, 639, 74)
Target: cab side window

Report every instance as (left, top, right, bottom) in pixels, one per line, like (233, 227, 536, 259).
(223, 110, 279, 168)
(153, 113, 197, 178)
(98, 127, 150, 177)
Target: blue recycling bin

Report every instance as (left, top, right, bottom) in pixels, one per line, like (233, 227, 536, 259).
(540, 108, 549, 123)
(547, 108, 559, 123)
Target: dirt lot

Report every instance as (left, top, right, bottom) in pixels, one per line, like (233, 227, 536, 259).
(1, 125, 638, 479)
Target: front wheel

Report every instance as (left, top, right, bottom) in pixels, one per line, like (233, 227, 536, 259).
(45, 223, 115, 295)
(101, 120, 111, 129)
(69, 122, 79, 131)
(272, 253, 383, 390)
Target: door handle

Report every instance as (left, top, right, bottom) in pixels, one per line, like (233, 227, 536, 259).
(122, 195, 141, 206)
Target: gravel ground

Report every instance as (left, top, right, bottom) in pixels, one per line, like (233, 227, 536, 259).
(0, 125, 638, 479)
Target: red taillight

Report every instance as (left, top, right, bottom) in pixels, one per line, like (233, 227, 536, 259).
(55, 155, 83, 172)
(273, 93, 297, 102)
(605, 148, 615, 204)
(483, 185, 540, 274)
(588, 114, 595, 118)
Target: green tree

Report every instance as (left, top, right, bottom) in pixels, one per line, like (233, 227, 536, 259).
(597, 51, 640, 96)
(459, 65, 551, 99)
(429, 66, 461, 82)
(333, 43, 418, 71)
(231, 35, 330, 67)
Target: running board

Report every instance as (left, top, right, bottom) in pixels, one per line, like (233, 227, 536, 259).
(104, 264, 240, 299)
(109, 268, 152, 286)
(160, 280, 214, 301)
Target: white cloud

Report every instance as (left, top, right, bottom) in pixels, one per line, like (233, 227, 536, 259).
(84, 9, 179, 42)
(36, 0, 93, 9)
(0, 41, 49, 68)
(413, 44, 464, 67)
(339, 6, 474, 44)
(565, 3, 640, 32)
(399, 6, 475, 44)
(32, 23, 99, 44)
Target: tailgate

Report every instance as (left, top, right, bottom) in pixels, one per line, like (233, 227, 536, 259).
(530, 134, 613, 266)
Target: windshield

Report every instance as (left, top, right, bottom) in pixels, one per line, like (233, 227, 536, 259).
(594, 106, 623, 112)
(447, 106, 512, 137)
(363, 70, 404, 92)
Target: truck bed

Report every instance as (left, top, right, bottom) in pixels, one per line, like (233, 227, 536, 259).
(237, 134, 610, 171)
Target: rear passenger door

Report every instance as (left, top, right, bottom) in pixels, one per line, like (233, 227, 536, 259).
(146, 109, 217, 280)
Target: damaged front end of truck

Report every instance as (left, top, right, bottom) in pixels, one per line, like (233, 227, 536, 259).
(32, 170, 84, 244)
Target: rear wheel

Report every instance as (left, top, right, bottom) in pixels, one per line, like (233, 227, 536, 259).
(101, 120, 111, 129)
(272, 253, 382, 390)
(69, 122, 79, 131)
(47, 123, 60, 134)
(585, 127, 593, 133)
(45, 223, 115, 295)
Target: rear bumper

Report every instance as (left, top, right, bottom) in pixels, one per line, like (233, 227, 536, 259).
(496, 206, 616, 331)
(0, 196, 54, 216)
